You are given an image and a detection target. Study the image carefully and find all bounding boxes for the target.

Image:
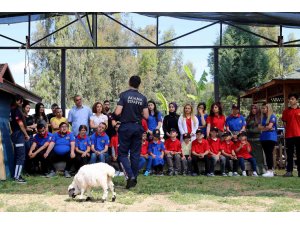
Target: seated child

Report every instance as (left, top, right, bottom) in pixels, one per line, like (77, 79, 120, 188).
(191, 129, 209, 176)
(164, 128, 182, 176)
(181, 133, 192, 176)
(148, 129, 165, 176)
(220, 131, 239, 176)
(74, 125, 91, 171)
(110, 122, 124, 176)
(207, 127, 224, 176)
(139, 131, 152, 176)
(234, 131, 258, 176)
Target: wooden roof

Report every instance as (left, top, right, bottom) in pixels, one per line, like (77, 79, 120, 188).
(0, 63, 42, 103)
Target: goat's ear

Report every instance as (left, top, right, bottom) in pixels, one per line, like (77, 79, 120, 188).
(68, 188, 75, 197)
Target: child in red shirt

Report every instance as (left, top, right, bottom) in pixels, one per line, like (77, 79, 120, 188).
(191, 129, 210, 176)
(109, 122, 124, 176)
(235, 131, 258, 176)
(164, 128, 182, 176)
(220, 131, 239, 176)
(207, 127, 223, 176)
(138, 132, 152, 176)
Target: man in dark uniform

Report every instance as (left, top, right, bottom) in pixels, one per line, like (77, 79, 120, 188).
(114, 75, 149, 189)
(10, 95, 30, 183)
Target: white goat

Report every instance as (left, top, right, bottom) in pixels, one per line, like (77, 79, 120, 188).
(68, 163, 116, 202)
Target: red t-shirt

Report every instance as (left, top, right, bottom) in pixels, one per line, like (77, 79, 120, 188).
(110, 134, 118, 156)
(208, 137, 221, 156)
(141, 140, 149, 155)
(164, 138, 182, 153)
(282, 107, 300, 138)
(142, 118, 148, 132)
(220, 140, 235, 155)
(206, 115, 226, 132)
(186, 117, 192, 134)
(191, 139, 210, 154)
(234, 141, 252, 159)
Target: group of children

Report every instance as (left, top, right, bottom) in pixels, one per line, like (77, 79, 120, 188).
(131, 126, 258, 177)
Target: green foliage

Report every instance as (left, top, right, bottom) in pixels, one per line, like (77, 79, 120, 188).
(156, 92, 168, 114)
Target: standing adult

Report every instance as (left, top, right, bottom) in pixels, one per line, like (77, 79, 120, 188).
(114, 75, 148, 189)
(103, 100, 116, 139)
(50, 108, 68, 133)
(206, 102, 226, 137)
(147, 100, 163, 134)
(10, 95, 30, 183)
(68, 95, 92, 136)
(47, 103, 58, 133)
(196, 102, 208, 137)
(33, 103, 49, 131)
(163, 102, 180, 140)
(258, 103, 277, 177)
(282, 93, 300, 177)
(226, 104, 246, 137)
(178, 103, 199, 142)
(246, 104, 265, 175)
(89, 102, 108, 134)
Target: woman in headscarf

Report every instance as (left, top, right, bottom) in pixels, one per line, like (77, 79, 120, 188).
(163, 102, 180, 140)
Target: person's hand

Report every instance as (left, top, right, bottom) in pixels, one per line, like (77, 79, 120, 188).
(70, 152, 75, 159)
(166, 132, 170, 137)
(160, 155, 163, 159)
(82, 152, 87, 157)
(188, 156, 191, 160)
(199, 109, 204, 116)
(28, 152, 34, 158)
(191, 133, 195, 136)
(87, 152, 90, 157)
(152, 155, 156, 159)
(44, 152, 49, 159)
(198, 154, 204, 159)
(145, 154, 149, 159)
(25, 135, 30, 141)
(96, 151, 100, 156)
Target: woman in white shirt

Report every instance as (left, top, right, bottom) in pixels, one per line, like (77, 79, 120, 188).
(178, 103, 199, 142)
(90, 102, 108, 134)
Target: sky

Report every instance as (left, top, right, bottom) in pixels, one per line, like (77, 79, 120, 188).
(1, 13, 300, 88)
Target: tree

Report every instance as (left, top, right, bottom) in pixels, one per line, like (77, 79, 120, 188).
(208, 25, 269, 99)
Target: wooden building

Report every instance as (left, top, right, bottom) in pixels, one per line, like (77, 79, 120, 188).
(0, 63, 41, 180)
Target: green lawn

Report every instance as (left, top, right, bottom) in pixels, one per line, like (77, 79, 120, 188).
(1, 171, 300, 212)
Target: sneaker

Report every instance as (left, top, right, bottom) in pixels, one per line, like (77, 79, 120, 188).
(283, 172, 293, 177)
(252, 171, 259, 177)
(233, 172, 240, 177)
(207, 173, 215, 177)
(174, 171, 179, 176)
(242, 171, 247, 176)
(126, 178, 137, 189)
(228, 172, 233, 177)
(46, 170, 56, 178)
(158, 172, 164, 176)
(262, 170, 274, 177)
(64, 170, 71, 178)
(144, 171, 150, 176)
(14, 176, 27, 184)
(118, 172, 124, 176)
(222, 173, 227, 177)
(192, 173, 198, 176)
(168, 171, 174, 176)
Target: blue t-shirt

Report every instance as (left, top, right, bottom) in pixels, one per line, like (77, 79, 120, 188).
(33, 132, 53, 148)
(68, 105, 92, 136)
(51, 132, 75, 155)
(148, 111, 163, 132)
(260, 114, 277, 142)
(117, 89, 148, 123)
(75, 135, 91, 151)
(90, 132, 110, 151)
(226, 114, 246, 132)
(196, 114, 208, 135)
(148, 140, 165, 166)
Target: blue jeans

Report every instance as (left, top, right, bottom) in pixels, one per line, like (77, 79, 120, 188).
(118, 122, 144, 179)
(209, 155, 225, 174)
(238, 157, 257, 172)
(138, 156, 153, 172)
(90, 152, 109, 163)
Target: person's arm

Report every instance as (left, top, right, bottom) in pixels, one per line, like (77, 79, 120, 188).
(50, 118, 59, 132)
(143, 108, 149, 120)
(178, 116, 185, 135)
(206, 117, 211, 137)
(199, 114, 206, 128)
(101, 145, 108, 154)
(28, 142, 37, 158)
(114, 105, 123, 116)
(17, 120, 30, 141)
(67, 109, 73, 126)
(75, 146, 83, 154)
(89, 119, 97, 129)
(44, 141, 55, 158)
(70, 141, 75, 158)
(33, 142, 50, 157)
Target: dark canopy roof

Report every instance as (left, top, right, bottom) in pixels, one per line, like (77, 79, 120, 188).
(1, 12, 300, 28)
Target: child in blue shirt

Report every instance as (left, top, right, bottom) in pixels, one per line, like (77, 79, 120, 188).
(90, 122, 110, 163)
(148, 129, 165, 176)
(75, 125, 91, 170)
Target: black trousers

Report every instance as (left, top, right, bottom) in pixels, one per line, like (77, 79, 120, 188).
(286, 137, 300, 172)
(46, 151, 74, 172)
(74, 152, 90, 171)
(261, 140, 276, 170)
(191, 155, 208, 174)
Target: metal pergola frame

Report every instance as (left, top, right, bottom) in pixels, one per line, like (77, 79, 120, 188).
(1, 12, 300, 114)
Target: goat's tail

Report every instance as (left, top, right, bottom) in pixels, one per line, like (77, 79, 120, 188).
(107, 165, 116, 178)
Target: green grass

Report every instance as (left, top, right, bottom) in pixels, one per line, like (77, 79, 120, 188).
(1, 172, 300, 211)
